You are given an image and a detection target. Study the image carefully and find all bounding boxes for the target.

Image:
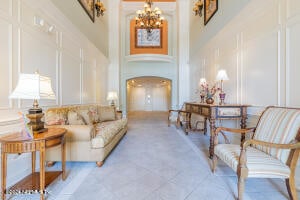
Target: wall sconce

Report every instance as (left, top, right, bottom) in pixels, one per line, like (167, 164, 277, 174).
(193, 0, 204, 17)
(95, 0, 106, 17)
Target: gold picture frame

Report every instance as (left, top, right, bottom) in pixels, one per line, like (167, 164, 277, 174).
(204, 0, 218, 25)
(78, 0, 95, 22)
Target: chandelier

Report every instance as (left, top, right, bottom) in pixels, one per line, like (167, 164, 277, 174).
(95, 0, 106, 17)
(135, 0, 164, 33)
(193, 0, 204, 17)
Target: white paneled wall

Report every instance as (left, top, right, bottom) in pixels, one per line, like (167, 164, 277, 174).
(0, 0, 108, 185)
(189, 0, 300, 190)
(190, 0, 300, 110)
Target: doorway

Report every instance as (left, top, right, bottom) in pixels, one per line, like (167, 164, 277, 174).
(126, 76, 171, 112)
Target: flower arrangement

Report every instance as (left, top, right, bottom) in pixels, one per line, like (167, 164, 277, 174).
(197, 81, 220, 104)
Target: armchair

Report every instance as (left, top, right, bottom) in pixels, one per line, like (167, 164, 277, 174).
(212, 106, 300, 200)
(167, 104, 191, 133)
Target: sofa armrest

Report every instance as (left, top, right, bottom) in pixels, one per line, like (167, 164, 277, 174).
(45, 125, 95, 141)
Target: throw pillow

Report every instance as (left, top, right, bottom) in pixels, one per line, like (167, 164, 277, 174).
(45, 110, 66, 125)
(98, 106, 116, 122)
(68, 110, 86, 125)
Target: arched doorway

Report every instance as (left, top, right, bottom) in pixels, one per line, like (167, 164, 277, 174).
(126, 76, 171, 112)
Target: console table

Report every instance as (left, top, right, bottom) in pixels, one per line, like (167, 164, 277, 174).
(0, 128, 67, 200)
(185, 102, 248, 158)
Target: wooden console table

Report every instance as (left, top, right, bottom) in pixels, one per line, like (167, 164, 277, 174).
(0, 128, 67, 200)
(185, 102, 248, 158)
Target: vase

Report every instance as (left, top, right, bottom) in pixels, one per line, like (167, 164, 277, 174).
(206, 97, 214, 104)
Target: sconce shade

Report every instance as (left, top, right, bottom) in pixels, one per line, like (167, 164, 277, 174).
(216, 70, 229, 81)
(9, 74, 56, 100)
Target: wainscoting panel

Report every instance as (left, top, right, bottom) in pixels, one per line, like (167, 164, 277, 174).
(0, 19, 12, 109)
(286, 16, 300, 107)
(60, 51, 81, 105)
(82, 59, 96, 104)
(20, 28, 58, 108)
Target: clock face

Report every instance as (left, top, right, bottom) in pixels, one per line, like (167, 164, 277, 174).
(136, 29, 161, 47)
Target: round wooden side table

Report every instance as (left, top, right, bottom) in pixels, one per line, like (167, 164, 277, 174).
(0, 128, 67, 200)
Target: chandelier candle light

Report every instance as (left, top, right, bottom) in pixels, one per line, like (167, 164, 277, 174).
(95, 0, 106, 17)
(216, 69, 229, 105)
(193, 0, 204, 17)
(135, 0, 164, 33)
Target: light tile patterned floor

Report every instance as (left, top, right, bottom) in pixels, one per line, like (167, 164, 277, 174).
(7, 111, 300, 200)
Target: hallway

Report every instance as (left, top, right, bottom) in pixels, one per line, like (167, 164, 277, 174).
(9, 112, 297, 200)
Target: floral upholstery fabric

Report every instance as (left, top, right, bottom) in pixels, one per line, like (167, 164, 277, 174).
(67, 110, 86, 125)
(44, 110, 67, 125)
(91, 118, 128, 148)
(98, 106, 116, 122)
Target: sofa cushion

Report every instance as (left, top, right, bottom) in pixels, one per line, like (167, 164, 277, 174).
(91, 118, 127, 148)
(98, 106, 116, 122)
(68, 110, 86, 125)
(45, 110, 67, 125)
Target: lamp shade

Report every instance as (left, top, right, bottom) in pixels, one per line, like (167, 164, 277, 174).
(106, 91, 118, 101)
(9, 73, 56, 100)
(199, 78, 207, 87)
(216, 70, 229, 81)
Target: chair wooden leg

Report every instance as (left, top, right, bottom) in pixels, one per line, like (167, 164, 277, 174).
(96, 161, 104, 167)
(46, 161, 55, 167)
(237, 176, 245, 200)
(212, 155, 218, 173)
(286, 177, 298, 200)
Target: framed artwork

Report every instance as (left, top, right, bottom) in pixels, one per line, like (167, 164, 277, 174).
(78, 0, 95, 22)
(135, 28, 162, 48)
(204, 0, 218, 25)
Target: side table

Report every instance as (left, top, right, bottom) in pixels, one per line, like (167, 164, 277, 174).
(0, 128, 67, 200)
(185, 102, 248, 158)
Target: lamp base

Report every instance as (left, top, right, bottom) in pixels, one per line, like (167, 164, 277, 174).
(219, 92, 226, 105)
(26, 112, 45, 133)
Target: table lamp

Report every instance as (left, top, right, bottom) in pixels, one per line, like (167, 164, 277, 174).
(107, 91, 118, 106)
(9, 73, 56, 133)
(216, 69, 229, 105)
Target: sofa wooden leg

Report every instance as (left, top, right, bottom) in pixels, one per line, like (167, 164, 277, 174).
(96, 161, 104, 167)
(46, 161, 56, 167)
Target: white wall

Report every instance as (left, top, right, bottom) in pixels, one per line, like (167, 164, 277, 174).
(50, 0, 109, 56)
(0, 0, 108, 186)
(189, 0, 300, 190)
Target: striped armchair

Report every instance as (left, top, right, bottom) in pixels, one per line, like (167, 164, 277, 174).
(212, 106, 300, 200)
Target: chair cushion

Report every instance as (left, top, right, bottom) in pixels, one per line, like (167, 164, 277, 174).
(91, 118, 127, 148)
(215, 144, 291, 178)
(253, 107, 300, 164)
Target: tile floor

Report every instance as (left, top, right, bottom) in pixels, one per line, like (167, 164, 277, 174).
(7, 111, 300, 200)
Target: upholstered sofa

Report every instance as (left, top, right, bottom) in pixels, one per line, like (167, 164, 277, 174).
(44, 105, 127, 167)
